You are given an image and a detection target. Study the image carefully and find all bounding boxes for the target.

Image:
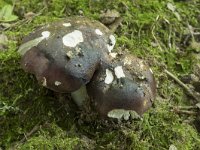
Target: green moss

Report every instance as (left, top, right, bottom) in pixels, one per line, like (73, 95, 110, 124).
(82, 100, 200, 150)
(0, 0, 200, 149)
(16, 123, 81, 150)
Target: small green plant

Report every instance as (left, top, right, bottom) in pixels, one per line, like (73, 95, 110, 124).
(0, 4, 18, 22)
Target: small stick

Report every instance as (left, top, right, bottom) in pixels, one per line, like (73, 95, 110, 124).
(164, 69, 199, 102)
(173, 109, 197, 115)
(14, 122, 47, 148)
(19, 123, 40, 143)
(176, 105, 197, 110)
(151, 15, 164, 52)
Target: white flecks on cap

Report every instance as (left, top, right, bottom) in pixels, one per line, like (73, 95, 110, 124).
(55, 81, 61, 86)
(95, 29, 103, 35)
(114, 66, 125, 78)
(62, 30, 83, 47)
(63, 23, 71, 27)
(149, 68, 153, 74)
(105, 69, 114, 84)
(109, 52, 117, 58)
(124, 57, 132, 65)
(138, 60, 144, 69)
(107, 35, 116, 53)
(41, 31, 51, 38)
(42, 77, 47, 87)
(66, 51, 73, 58)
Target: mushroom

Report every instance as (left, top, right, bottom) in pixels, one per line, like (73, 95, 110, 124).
(18, 17, 113, 106)
(87, 55, 156, 120)
(18, 17, 156, 119)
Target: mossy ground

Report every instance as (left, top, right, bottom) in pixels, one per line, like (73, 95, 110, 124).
(0, 0, 200, 149)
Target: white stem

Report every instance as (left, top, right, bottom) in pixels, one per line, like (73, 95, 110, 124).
(71, 85, 88, 107)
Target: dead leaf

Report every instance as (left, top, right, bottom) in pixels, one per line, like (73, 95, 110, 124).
(24, 12, 36, 19)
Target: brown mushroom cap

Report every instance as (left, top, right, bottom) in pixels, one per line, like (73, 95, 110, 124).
(19, 17, 114, 93)
(87, 55, 156, 118)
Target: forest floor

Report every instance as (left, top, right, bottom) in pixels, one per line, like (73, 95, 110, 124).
(0, 0, 200, 149)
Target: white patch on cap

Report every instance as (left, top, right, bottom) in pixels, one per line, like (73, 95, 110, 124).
(108, 109, 140, 120)
(55, 81, 61, 86)
(95, 29, 103, 35)
(63, 23, 71, 27)
(62, 30, 83, 47)
(105, 69, 114, 84)
(109, 52, 117, 58)
(18, 30, 50, 55)
(114, 66, 125, 78)
(42, 77, 47, 87)
(41, 31, 51, 38)
(138, 60, 144, 69)
(107, 35, 116, 53)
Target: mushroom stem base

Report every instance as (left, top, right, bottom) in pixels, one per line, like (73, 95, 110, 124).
(71, 85, 88, 107)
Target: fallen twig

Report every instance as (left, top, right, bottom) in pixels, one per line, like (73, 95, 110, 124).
(19, 123, 40, 143)
(13, 121, 48, 149)
(172, 105, 198, 115)
(164, 69, 199, 102)
(173, 109, 197, 115)
(151, 15, 164, 51)
(176, 105, 198, 110)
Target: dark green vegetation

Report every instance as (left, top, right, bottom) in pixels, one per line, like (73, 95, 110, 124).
(0, 0, 200, 149)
